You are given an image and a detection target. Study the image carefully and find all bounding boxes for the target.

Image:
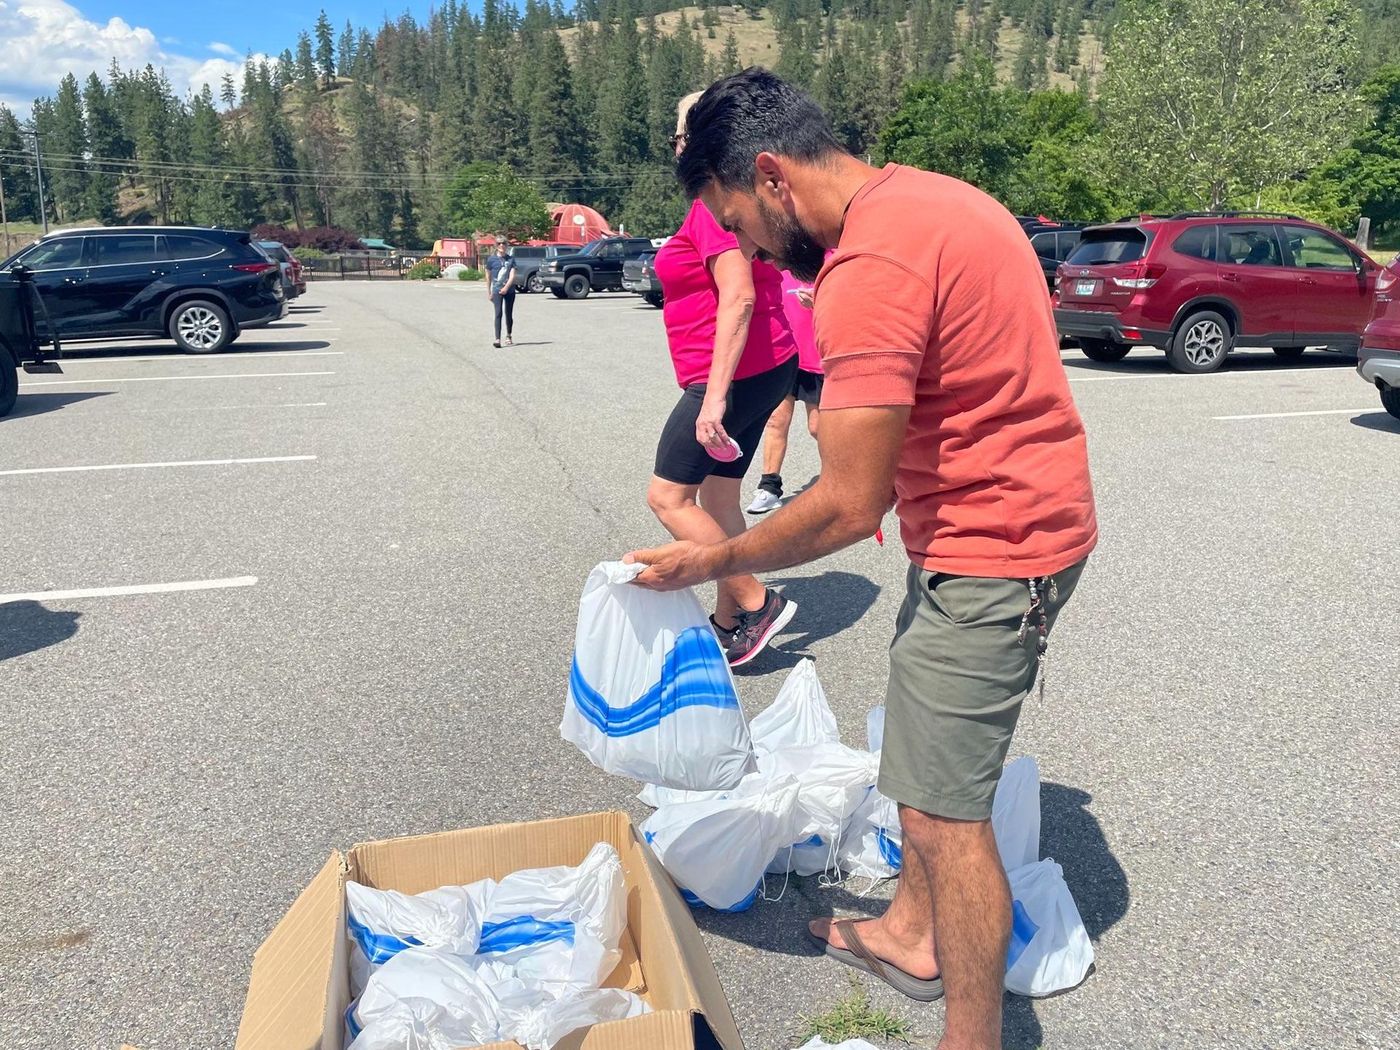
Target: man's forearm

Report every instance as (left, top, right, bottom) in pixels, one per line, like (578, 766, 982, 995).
(713, 476, 880, 578)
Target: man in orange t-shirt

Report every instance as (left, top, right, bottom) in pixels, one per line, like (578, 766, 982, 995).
(626, 70, 1098, 1047)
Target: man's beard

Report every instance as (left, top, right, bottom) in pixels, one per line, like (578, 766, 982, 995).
(758, 198, 826, 282)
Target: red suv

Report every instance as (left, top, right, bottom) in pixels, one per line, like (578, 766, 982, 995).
(1054, 213, 1383, 373)
(1358, 256, 1400, 420)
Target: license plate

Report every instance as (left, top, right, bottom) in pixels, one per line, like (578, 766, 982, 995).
(1074, 280, 1097, 296)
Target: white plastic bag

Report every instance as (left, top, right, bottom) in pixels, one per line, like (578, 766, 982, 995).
(991, 756, 1041, 873)
(1003, 859, 1094, 996)
(346, 948, 503, 1049)
(562, 562, 755, 791)
(636, 783, 731, 808)
(345, 881, 491, 995)
(749, 659, 840, 755)
(792, 1038, 884, 1050)
(474, 841, 628, 996)
(502, 988, 650, 1050)
(835, 786, 903, 879)
(760, 742, 880, 876)
(641, 773, 803, 910)
(865, 706, 885, 752)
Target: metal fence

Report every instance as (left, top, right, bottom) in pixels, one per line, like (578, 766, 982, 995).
(302, 253, 481, 280)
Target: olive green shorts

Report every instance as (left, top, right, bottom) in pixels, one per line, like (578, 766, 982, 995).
(877, 558, 1087, 822)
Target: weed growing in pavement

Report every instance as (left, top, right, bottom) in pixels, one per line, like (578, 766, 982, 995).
(797, 974, 910, 1044)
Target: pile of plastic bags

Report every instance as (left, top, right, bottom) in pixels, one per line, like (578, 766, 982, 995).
(558, 568, 1095, 997)
(342, 842, 649, 1050)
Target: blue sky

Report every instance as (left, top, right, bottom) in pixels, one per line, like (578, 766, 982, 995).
(0, 0, 442, 115)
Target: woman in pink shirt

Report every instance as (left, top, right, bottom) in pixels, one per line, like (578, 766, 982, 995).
(647, 92, 799, 668)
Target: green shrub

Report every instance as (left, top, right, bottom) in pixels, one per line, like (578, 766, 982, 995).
(457, 268, 484, 281)
(405, 260, 441, 280)
(293, 247, 327, 260)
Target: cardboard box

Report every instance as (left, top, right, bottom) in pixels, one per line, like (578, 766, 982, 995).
(234, 811, 743, 1050)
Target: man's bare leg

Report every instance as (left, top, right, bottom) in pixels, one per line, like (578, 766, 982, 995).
(808, 811, 938, 980)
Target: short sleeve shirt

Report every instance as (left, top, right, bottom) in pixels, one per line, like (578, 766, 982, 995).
(485, 254, 512, 294)
(813, 164, 1098, 577)
(653, 199, 796, 388)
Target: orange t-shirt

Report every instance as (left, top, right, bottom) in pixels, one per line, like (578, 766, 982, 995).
(814, 164, 1098, 578)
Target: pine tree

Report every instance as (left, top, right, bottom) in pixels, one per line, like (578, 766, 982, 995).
(82, 73, 123, 223)
(594, 3, 650, 211)
(220, 73, 238, 110)
(339, 21, 357, 76)
(720, 30, 742, 75)
(315, 10, 337, 87)
(528, 31, 589, 198)
(0, 106, 38, 223)
(47, 73, 88, 222)
(646, 38, 687, 159)
(296, 33, 318, 86)
(186, 85, 230, 224)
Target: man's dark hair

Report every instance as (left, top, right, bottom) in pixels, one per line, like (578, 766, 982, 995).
(677, 67, 845, 199)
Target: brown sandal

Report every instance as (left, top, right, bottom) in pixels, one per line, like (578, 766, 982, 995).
(813, 919, 945, 1002)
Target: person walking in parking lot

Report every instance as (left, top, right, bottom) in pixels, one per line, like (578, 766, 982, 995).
(626, 69, 1097, 1050)
(646, 90, 800, 668)
(485, 238, 516, 347)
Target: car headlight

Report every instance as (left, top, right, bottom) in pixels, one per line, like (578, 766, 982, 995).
(547, 262, 559, 272)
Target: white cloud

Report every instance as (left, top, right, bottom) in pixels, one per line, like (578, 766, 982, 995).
(208, 41, 237, 57)
(0, 0, 265, 116)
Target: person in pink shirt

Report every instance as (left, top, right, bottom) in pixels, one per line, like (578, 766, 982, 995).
(746, 264, 828, 514)
(647, 91, 799, 667)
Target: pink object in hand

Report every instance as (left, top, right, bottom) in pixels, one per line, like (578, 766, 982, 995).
(706, 438, 743, 463)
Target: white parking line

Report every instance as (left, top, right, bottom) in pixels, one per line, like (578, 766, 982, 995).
(1213, 407, 1373, 421)
(55, 351, 343, 364)
(130, 402, 328, 413)
(19, 371, 336, 387)
(0, 455, 316, 477)
(0, 576, 257, 604)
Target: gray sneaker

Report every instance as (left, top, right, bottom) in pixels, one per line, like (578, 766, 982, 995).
(709, 614, 740, 649)
(726, 590, 797, 668)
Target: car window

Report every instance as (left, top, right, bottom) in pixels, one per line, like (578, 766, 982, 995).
(1055, 233, 1081, 261)
(17, 238, 85, 270)
(257, 242, 289, 262)
(599, 243, 623, 259)
(1282, 228, 1356, 270)
(629, 240, 653, 253)
(92, 235, 157, 266)
(1172, 226, 1218, 262)
(1030, 232, 1057, 259)
(512, 247, 543, 260)
(165, 235, 224, 261)
(1066, 229, 1147, 265)
(1219, 225, 1283, 267)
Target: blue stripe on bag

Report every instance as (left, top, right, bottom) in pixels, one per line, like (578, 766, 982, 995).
(680, 881, 762, 912)
(345, 1001, 362, 1041)
(478, 915, 576, 954)
(346, 911, 423, 964)
(876, 827, 903, 870)
(570, 626, 740, 737)
(1005, 899, 1039, 970)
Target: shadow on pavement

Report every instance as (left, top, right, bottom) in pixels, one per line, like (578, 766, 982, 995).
(1062, 350, 1355, 377)
(226, 340, 334, 352)
(0, 601, 82, 661)
(2, 391, 112, 420)
(1004, 781, 1129, 1048)
(733, 570, 881, 674)
(1350, 411, 1400, 433)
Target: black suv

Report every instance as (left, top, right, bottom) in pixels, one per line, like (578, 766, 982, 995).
(1, 226, 286, 354)
(539, 237, 657, 299)
(1020, 218, 1089, 293)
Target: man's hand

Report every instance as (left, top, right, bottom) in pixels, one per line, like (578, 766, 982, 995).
(623, 541, 725, 590)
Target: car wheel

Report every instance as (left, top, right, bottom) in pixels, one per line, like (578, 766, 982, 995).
(527, 272, 544, 294)
(551, 288, 567, 299)
(1078, 338, 1130, 363)
(564, 274, 591, 299)
(169, 300, 233, 353)
(1272, 345, 1307, 360)
(0, 342, 17, 417)
(1167, 310, 1232, 373)
(644, 292, 664, 308)
(1381, 384, 1400, 421)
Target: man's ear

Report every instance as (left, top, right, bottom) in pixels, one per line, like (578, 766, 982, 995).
(754, 151, 788, 200)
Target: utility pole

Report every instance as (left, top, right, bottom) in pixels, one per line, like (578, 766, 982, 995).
(30, 131, 48, 235)
(0, 165, 9, 253)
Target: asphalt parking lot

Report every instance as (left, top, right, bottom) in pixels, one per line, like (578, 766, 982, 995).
(1, 280, 1397, 1050)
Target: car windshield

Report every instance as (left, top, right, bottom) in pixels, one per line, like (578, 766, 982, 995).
(1067, 229, 1148, 266)
(576, 240, 608, 256)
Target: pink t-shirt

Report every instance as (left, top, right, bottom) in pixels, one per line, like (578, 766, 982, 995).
(780, 270, 822, 374)
(654, 199, 796, 388)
